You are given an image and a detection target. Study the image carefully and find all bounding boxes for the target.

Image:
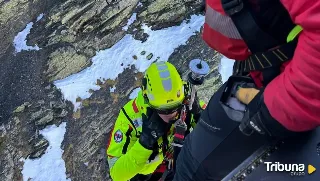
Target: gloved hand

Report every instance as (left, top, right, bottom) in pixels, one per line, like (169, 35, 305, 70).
(236, 87, 294, 137)
(236, 88, 260, 104)
(188, 92, 203, 123)
(139, 108, 167, 150)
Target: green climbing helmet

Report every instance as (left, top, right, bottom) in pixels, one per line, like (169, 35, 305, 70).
(142, 61, 185, 114)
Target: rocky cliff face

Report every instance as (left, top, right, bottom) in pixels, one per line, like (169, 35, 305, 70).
(0, 0, 64, 58)
(0, 86, 73, 181)
(0, 0, 223, 181)
(28, 0, 205, 82)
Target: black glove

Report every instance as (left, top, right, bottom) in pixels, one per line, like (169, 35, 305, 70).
(239, 89, 296, 138)
(139, 108, 167, 150)
(185, 92, 203, 123)
(190, 95, 203, 123)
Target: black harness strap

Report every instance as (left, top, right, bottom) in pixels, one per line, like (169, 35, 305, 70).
(122, 127, 133, 154)
(121, 108, 139, 137)
(222, 0, 298, 84)
(222, 0, 279, 53)
(232, 36, 297, 84)
(162, 134, 169, 157)
(241, 39, 297, 72)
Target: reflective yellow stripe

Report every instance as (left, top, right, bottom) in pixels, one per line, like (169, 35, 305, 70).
(287, 25, 303, 43)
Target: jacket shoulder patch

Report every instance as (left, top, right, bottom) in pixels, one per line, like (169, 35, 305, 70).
(114, 129, 123, 143)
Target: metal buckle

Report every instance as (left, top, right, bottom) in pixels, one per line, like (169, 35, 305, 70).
(222, 0, 244, 16)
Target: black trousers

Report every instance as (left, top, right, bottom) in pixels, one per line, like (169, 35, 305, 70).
(173, 83, 269, 181)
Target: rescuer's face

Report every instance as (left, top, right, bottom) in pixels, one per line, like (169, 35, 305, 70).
(158, 111, 178, 123)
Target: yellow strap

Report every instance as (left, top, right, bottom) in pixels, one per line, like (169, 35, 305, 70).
(287, 25, 303, 43)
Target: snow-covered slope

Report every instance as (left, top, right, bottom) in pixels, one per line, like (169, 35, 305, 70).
(21, 123, 70, 181)
(54, 14, 205, 111)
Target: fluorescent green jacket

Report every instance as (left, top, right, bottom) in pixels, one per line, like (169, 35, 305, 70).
(106, 90, 206, 181)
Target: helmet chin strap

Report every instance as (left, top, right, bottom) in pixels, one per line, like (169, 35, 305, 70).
(169, 105, 187, 125)
(168, 111, 181, 124)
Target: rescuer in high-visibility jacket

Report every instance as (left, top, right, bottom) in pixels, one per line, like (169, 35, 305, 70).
(106, 61, 207, 181)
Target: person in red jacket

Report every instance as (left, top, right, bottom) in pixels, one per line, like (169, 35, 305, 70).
(173, 0, 320, 180)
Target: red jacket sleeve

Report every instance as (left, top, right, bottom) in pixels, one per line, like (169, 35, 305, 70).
(264, 0, 320, 132)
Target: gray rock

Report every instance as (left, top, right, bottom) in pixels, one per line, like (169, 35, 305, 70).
(30, 109, 46, 121)
(35, 111, 54, 126)
(45, 47, 91, 82)
(33, 100, 46, 108)
(138, 0, 203, 29)
(13, 102, 31, 113)
(57, 109, 69, 118)
(146, 53, 153, 60)
(0, 136, 5, 151)
(0, 115, 37, 181)
(140, 51, 146, 55)
(45, 85, 52, 90)
(38, 100, 45, 105)
(31, 0, 140, 82)
(29, 137, 49, 159)
(0, 0, 59, 59)
(48, 91, 56, 99)
(0, 85, 71, 181)
(50, 101, 67, 109)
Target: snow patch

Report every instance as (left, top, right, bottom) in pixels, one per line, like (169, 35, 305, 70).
(219, 56, 235, 83)
(84, 162, 89, 166)
(36, 13, 44, 22)
(123, 13, 137, 31)
(129, 88, 141, 99)
(13, 13, 44, 53)
(54, 15, 205, 111)
(13, 22, 39, 53)
(138, 2, 143, 7)
(110, 86, 116, 93)
(22, 122, 70, 181)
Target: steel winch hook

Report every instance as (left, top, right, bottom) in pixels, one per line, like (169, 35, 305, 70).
(187, 59, 210, 111)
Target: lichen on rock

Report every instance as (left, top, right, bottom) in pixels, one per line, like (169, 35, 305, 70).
(13, 102, 31, 113)
(46, 47, 90, 81)
(35, 111, 54, 126)
(29, 136, 49, 159)
(139, 0, 202, 29)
